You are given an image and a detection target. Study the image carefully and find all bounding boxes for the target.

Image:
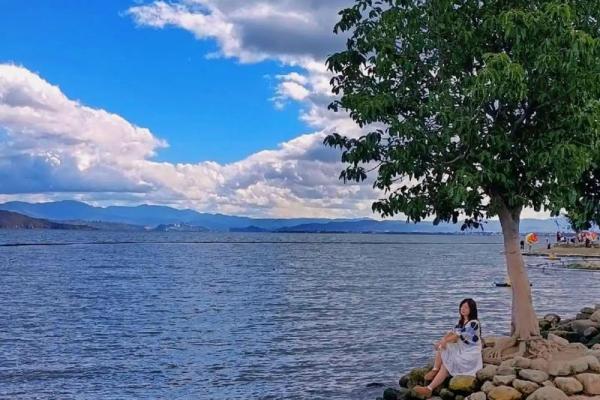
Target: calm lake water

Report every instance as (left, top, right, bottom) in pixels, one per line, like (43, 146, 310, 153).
(1, 231, 599, 399)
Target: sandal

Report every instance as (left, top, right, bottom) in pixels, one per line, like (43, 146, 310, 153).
(424, 368, 438, 381)
(413, 385, 433, 398)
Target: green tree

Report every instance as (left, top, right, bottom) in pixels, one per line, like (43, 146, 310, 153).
(325, 0, 600, 343)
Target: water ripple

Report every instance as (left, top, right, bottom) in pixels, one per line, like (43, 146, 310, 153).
(0, 231, 598, 399)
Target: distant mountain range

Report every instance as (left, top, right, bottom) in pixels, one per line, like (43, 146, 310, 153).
(0, 210, 92, 230)
(0, 200, 571, 234)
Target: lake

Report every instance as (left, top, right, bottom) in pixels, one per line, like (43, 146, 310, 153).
(1, 232, 598, 399)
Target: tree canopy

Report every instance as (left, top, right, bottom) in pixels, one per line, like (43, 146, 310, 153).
(325, 0, 600, 226)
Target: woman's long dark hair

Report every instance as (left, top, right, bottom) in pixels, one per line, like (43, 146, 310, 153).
(457, 298, 478, 327)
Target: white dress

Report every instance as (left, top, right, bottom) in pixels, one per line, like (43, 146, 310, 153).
(440, 319, 483, 376)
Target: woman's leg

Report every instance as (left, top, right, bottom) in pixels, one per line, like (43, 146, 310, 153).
(428, 365, 449, 391)
(433, 350, 442, 370)
(424, 350, 442, 381)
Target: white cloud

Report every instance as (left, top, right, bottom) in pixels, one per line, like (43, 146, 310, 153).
(0, 64, 380, 218)
(127, 0, 348, 63)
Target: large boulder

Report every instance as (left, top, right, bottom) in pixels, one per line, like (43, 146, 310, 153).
(586, 355, 600, 372)
(548, 333, 570, 347)
(477, 364, 498, 381)
(518, 369, 549, 384)
(544, 313, 561, 325)
(512, 379, 539, 396)
(591, 310, 600, 323)
(466, 392, 486, 400)
(553, 376, 583, 395)
(525, 386, 568, 400)
(585, 327, 600, 338)
(481, 381, 496, 394)
(488, 385, 522, 400)
(399, 366, 431, 388)
(573, 320, 600, 336)
(493, 375, 516, 386)
(449, 376, 477, 393)
(576, 373, 600, 395)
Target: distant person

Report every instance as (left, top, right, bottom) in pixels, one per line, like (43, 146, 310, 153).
(586, 238, 591, 248)
(556, 231, 561, 242)
(520, 240, 525, 251)
(414, 299, 483, 398)
(546, 238, 551, 250)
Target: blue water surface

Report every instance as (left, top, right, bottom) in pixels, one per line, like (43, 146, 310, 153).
(0, 232, 598, 399)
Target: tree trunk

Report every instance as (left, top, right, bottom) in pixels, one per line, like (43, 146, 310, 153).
(498, 203, 540, 340)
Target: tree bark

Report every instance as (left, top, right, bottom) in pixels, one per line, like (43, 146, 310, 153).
(497, 203, 540, 340)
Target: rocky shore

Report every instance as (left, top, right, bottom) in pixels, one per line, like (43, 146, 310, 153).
(378, 305, 600, 400)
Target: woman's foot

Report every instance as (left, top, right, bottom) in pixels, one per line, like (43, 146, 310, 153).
(423, 368, 438, 381)
(413, 385, 432, 398)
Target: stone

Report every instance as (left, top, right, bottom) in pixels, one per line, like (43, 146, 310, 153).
(383, 388, 404, 400)
(514, 357, 532, 369)
(399, 366, 431, 388)
(439, 388, 455, 400)
(488, 385, 522, 400)
(449, 376, 478, 393)
(498, 366, 518, 376)
(466, 392, 486, 400)
(573, 357, 592, 374)
(576, 373, 600, 395)
(586, 328, 600, 338)
(554, 377, 584, 395)
(530, 358, 548, 372)
(519, 369, 549, 384)
(482, 381, 496, 394)
(539, 319, 552, 331)
(585, 356, 600, 373)
(477, 364, 499, 381)
(579, 314, 592, 320)
(500, 359, 517, 368)
(568, 395, 600, 400)
(573, 320, 600, 336)
(587, 350, 600, 359)
(548, 360, 575, 376)
(512, 379, 540, 395)
(542, 380, 556, 387)
(583, 308, 596, 315)
(525, 386, 568, 400)
(589, 336, 600, 348)
(456, 396, 465, 400)
(545, 313, 562, 324)
(549, 333, 571, 347)
(494, 375, 517, 386)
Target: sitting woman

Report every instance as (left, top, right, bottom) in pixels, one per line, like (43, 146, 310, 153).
(414, 298, 483, 398)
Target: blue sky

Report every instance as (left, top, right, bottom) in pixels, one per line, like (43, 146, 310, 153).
(0, 0, 307, 164)
(0, 0, 381, 218)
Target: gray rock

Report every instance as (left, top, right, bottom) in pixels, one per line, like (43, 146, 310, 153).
(554, 376, 583, 395)
(576, 373, 600, 395)
(477, 364, 498, 381)
(573, 319, 599, 335)
(544, 313, 561, 324)
(525, 386, 568, 400)
(519, 369, 549, 384)
(466, 392, 486, 400)
(512, 379, 539, 395)
(585, 327, 600, 338)
(494, 375, 516, 386)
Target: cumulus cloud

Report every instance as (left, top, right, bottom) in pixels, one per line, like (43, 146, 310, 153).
(127, 0, 348, 63)
(0, 64, 379, 218)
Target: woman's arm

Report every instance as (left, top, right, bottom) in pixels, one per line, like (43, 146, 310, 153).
(437, 332, 459, 350)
